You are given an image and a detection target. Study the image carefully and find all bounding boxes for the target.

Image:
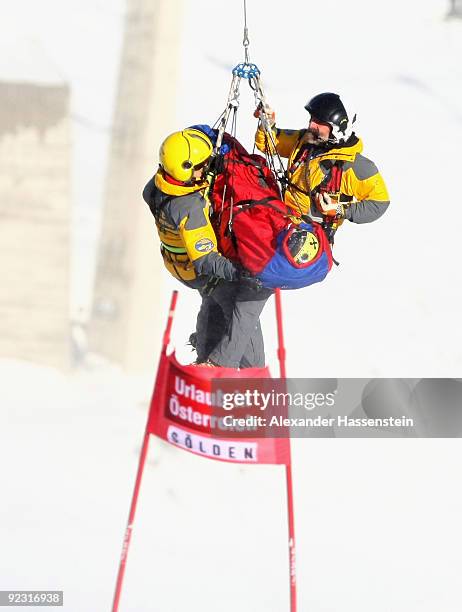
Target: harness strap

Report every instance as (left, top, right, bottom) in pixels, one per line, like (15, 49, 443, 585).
(288, 146, 310, 174)
(233, 196, 286, 214)
(318, 160, 344, 193)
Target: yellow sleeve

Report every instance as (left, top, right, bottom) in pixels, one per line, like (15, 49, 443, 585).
(255, 126, 303, 159)
(354, 172, 390, 203)
(178, 207, 237, 280)
(343, 168, 390, 223)
(178, 214, 219, 263)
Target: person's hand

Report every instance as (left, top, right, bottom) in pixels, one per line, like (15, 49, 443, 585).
(253, 102, 276, 127)
(238, 269, 263, 291)
(315, 192, 343, 218)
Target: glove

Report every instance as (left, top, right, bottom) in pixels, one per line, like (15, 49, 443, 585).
(315, 192, 344, 218)
(238, 269, 264, 291)
(253, 103, 276, 127)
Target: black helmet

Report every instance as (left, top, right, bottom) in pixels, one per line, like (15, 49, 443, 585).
(304, 92, 355, 143)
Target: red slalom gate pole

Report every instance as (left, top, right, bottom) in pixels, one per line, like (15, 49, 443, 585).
(275, 289, 297, 612)
(285, 460, 297, 612)
(111, 430, 150, 612)
(112, 291, 178, 612)
(275, 288, 286, 379)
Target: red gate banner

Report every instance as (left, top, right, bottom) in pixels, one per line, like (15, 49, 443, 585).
(147, 351, 291, 465)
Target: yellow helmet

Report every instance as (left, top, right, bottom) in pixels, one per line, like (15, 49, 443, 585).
(159, 128, 213, 183)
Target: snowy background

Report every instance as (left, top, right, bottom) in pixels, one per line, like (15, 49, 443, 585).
(2, 1, 462, 611)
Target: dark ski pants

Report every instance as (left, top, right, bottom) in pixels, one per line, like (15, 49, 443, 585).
(195, 281, 273, 369)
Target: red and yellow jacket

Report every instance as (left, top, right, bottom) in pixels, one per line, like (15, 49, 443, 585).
(255, 126, 390, 224)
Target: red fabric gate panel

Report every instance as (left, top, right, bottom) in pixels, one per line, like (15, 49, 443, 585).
(147, 351, 291, 466)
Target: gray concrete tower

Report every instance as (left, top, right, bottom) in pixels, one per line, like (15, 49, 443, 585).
(91, 0, 184, 370)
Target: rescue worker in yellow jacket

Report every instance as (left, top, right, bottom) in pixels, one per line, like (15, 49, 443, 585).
(254, 92, 390, 232)
(143, 128, 272, 368)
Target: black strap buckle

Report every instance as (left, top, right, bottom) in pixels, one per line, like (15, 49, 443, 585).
(203, 276, 221, 296)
